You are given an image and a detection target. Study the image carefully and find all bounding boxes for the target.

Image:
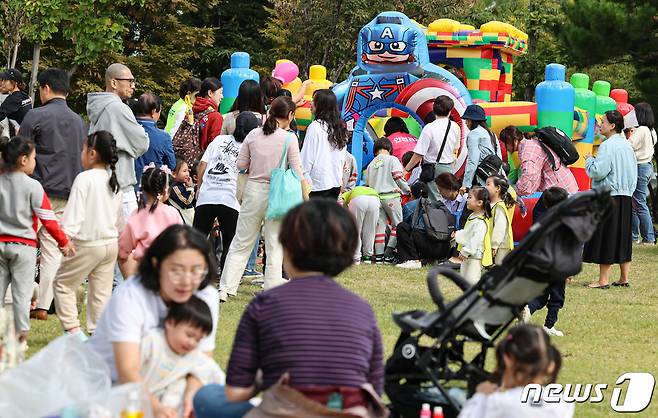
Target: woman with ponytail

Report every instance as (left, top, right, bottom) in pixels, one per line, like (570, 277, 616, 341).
(53, 131, 124, 338)
(300, 89, 348, 199)
(219, 96, 309, 301)
(486, 175, 519, 265)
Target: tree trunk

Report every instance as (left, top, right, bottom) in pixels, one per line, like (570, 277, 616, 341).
(67, 65, 79, 78)
(29, 42, 41, 103)
(10, 43, 19, 68)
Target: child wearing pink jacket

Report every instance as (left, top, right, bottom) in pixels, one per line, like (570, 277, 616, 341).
(119, 164, 182, 277)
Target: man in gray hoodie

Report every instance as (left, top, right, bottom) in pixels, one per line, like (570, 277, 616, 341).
(87, 63, 149, 217)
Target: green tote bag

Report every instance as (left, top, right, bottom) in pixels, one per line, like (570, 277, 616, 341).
(266, 133, 303, 219)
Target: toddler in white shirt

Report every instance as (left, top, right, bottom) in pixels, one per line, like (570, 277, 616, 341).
(140, 295, 224, 417)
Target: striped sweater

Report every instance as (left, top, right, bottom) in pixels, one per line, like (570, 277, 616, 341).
(227, 275, 384, 394)
(0, 171, 69, 247)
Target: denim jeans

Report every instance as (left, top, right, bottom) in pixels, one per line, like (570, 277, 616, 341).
(194, 384, 253, 418)
(246, 238, 259, 271)
(631, 162, 656, 243)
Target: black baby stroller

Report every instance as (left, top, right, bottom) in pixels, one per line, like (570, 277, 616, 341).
(384, 187, 612, 418)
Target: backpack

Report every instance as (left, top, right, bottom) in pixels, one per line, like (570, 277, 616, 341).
(475, 131, 504, 182)
(172, 108, 213, 165)
(413, 197, 456, 242)
(534, 126, 579, 169)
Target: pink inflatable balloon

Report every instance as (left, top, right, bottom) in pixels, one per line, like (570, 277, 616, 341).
(273, 61, 299, 83)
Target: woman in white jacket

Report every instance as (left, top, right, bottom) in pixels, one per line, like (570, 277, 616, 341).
(300, 89, 347, 200)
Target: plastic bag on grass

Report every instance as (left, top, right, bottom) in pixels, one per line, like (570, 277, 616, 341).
(55, 383, 153, 418)
(0, 334, 111, 418)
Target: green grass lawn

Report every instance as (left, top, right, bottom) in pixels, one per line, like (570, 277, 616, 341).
(27, 245, 658, 417)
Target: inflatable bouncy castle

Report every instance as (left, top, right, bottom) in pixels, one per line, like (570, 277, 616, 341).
(222, 12, 632, 239)
(325, 11, 635, 240)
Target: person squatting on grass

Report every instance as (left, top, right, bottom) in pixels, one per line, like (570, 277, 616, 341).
(395, 182, 452, 269)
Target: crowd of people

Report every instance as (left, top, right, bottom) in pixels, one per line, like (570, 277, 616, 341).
(0, 61, 656, 418)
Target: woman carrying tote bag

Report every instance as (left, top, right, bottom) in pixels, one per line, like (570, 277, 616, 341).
(218, 97, 309, 302)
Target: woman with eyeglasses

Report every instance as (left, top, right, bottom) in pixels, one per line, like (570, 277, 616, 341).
(89, 224, 219, 418)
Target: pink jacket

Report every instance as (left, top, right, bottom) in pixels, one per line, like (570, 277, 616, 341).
(118, 203, 183, 261)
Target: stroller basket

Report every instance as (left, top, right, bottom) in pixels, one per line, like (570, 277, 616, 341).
(385, 187, 612, 418)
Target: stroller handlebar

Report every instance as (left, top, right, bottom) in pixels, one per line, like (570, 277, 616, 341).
(427, 267, 471, 310)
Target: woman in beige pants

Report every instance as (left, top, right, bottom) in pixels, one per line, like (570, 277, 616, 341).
(219, 97, 310, 302)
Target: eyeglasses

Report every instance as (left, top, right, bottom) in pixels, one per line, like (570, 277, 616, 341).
(115, 78, 136, 86)
(165, 267, 208, 284)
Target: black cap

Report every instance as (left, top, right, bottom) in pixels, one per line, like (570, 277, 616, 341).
(0, 68, 23, 83)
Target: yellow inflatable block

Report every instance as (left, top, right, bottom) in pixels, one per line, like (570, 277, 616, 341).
(283, 77, 302, 96)
(466, 79, 481, 90)
(428, 18, 461, 33)
(480, 21, 513, 34)
(489, 114, 531, 134)
(480, 69, 501, 81)
(460, 24, 476, 31)
(446, 48, 484, 59)
(480, 21, 527, 40)
(305, 65, 333, 99)
(572, 141, 593, 169)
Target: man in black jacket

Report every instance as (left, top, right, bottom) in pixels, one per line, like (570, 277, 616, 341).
(19, 68, 87, 320)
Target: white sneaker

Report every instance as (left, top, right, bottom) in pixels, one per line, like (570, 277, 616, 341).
(396, 260, 422, 269)
(520, 306, 531, 323)
(543, 326, 564, 337)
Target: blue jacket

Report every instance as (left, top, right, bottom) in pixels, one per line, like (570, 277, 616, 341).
(462, 125, 502, 188)
(134, 119, 176, 187)
(586, 133, 637, 197)
(403, 199, 426, 230)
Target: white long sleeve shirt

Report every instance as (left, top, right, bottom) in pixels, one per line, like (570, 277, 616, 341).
(629, 126, 657, 164)
(458, 388, 574, 418)
(454, 213, 488, 259)
(300, 120, 346, 191)
(60, 168, 123, 246)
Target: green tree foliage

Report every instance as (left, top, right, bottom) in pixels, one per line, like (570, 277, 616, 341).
(560, 0, 658, 108)
(184, 0, 274, 77)
(37, 0, 214, 113)
(1, 0, 30, 68)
